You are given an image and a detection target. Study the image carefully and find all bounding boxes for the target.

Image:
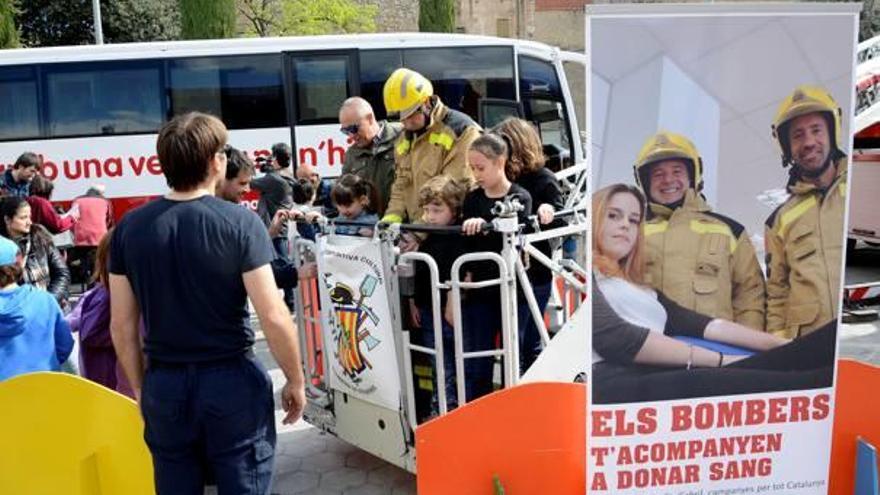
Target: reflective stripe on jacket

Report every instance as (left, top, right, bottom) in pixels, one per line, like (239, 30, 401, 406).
(384, 97, 480, 223)
(644, 190, 766, 330)
(764, 158, 847, 338)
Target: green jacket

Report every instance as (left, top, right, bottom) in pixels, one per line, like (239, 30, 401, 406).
(341, 121, 403, 216)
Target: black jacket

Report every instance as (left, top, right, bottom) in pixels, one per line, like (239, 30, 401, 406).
(13, 225, 70, 304)
(517, 167, 566, 285)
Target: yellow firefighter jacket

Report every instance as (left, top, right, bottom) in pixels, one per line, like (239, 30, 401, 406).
(383, 96, 480, 223)
(644, 190, 766, 330)
(764, 158, 848, 338)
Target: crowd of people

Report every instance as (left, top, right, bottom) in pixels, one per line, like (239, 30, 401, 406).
(591, 84, 845, 403)
(0, 151, 114, 381)
(0, 66, 574, 493)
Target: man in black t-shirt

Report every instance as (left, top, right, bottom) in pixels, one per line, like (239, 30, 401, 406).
(109, 113, 306, 494)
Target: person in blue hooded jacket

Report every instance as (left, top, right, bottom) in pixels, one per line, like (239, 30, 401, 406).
(0, 235, 72, 381)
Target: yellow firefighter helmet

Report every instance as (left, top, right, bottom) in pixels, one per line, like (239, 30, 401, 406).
(771, 85, 843, 166)
(633, 131, 704, 194)
(383, 68, 434, 119)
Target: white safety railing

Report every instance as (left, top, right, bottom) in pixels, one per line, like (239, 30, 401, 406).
(288, 195, 587, 433)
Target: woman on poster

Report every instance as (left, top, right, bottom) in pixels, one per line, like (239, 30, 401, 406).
(592, 184, 835, 404)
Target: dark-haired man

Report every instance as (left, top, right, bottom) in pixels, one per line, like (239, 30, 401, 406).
(0, 152, 41, 197)
(764, 86, 848, 338)
(109, 113, 306, 494)
(217, 146, 256, 203)
(218, 145, 309, 290)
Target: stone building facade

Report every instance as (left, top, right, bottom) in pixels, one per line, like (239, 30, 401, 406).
(357, 0, 419, 32)
(455, 0, 533, 39)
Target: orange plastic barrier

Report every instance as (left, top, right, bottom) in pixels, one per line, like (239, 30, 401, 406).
(416, 382, 586, 494)
(830, 359, 880, 494)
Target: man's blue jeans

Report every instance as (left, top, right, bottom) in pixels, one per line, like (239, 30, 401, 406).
(141, 353, 276, 494)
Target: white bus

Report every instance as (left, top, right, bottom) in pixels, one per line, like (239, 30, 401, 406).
(0, 33, 586, 217)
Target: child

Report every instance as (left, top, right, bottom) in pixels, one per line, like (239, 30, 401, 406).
(493, 117, 566, 372)
(291, 177, 319, 242)
(408, 176, 469, 416)
(305, 174, 379, 237)
(66, 228, 138, 399)
(460, 133, 532, 402)
(0, 235, 73, 381)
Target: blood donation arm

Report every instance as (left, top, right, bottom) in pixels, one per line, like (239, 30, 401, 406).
(703, 319, 790, 351)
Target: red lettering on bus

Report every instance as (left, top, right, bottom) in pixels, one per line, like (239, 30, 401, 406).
(147, 156, 162, 175)
(129, 156, 148, 176)
(105, 157, 123, 177)
(299, 146, 318, 167)
(320, 138, 345, 167)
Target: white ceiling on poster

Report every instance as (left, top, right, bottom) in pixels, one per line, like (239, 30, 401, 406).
(591, 13, 855, 242)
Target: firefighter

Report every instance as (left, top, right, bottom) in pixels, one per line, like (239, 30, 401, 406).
(765, 85, 848, 338)
(633, 131, 766, 330)
(380, 68, 480, 251)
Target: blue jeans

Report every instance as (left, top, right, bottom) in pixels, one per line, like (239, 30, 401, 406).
(462, 301, 502, 402)
(518, 282, 553, 372)
(416, 306, 458, 413)
(272, 237, 295, 310)
(141, 353, 276, 494)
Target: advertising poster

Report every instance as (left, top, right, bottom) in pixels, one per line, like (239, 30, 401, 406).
(587, 4, 858, 493)
(316, 234, 402, 410)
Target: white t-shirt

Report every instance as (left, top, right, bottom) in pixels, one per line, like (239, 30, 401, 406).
(593, 272, 668, 364)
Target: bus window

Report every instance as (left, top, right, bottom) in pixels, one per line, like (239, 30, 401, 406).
(169, 55, 285, 130)
(519, 56, 573, 169)
(0, 66, 39, 140)
(524, 98, 570, 170)
(45, 61, 162, 137)
(402, 46, 515, 122)
(519, 55, 563, 97)
(291, 56, 351, 124)
(359, 49, 403, 122)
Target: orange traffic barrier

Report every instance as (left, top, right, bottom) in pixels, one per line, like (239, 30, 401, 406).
(416, 382, 586, 494)
(830, 359, 880, 493)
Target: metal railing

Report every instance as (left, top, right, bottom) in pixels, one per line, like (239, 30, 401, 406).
(287, 196, 587, 430)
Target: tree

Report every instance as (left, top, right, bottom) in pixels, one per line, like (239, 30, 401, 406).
(17, 0, 181, 47)
(103, 0, 180, 43)
(180, 0, 236, 40)
(17, 0, 94, 47)
(238, 0, 281, 37)
(419, 0, 454, 33)
(237, 0, 377, 37)
(280, 0, 376, 35)
(0, 0, 20, 48)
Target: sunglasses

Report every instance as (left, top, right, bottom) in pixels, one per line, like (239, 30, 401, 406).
(340, 122, 360, 136)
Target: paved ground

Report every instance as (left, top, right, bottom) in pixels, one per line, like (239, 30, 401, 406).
(252, 341, 417, 495)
